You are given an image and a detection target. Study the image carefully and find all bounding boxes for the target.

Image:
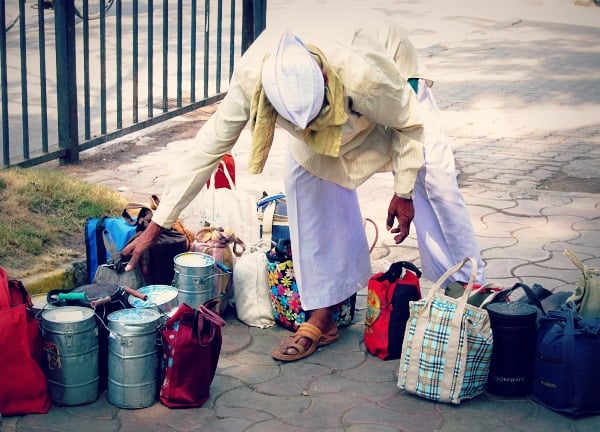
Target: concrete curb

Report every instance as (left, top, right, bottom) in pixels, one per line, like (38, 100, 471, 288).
(20, 261, 88, 296)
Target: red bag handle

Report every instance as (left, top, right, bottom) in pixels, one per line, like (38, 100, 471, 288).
(0, 267, 10, 310)
(191, 302, 225, 346)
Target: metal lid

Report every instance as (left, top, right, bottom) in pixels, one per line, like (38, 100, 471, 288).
(108, 308, 161, 325)
(129, 285, 178, 308)
(487, 302, 538, 320)
(173, 252, 215, 267)
(41, 306, 94, 323)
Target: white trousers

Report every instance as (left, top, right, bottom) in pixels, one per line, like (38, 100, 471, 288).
(284, 151, 372, 310)
(412, 81, 485, 284)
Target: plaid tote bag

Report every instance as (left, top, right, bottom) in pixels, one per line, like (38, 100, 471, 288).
(397, 257, 493, 404)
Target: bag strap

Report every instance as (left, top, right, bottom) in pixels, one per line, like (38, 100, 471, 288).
(219, 159, 236, 190)
(363, 218, 379, 254)
(195, 304, 226, 346)
(565, 248, 600, 277)
(207, 159, 236, 191)
(102, 229, 119, 257)
(257, 193, 286, 208)
(565, 248, 586, 273)
(0, 267, 11, 310)
(426, 257, 478, 303)
(261, 200, 277, 245)
(377, 261, 422, 283)
(482, 282, 546, 312)
(94, 216, 109, 266)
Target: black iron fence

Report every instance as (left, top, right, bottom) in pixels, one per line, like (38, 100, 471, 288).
(0, 0, 265, 168)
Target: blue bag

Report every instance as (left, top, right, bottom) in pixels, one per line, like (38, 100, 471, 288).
(531, 303, 600, 417)
(84, 216, 137, 283)
(257, 193, 289, 245)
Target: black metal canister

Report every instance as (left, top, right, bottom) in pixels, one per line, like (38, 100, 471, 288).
(486, 301, 538, 397)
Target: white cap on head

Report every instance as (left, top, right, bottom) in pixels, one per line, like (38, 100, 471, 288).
(261, 30, 325, 130)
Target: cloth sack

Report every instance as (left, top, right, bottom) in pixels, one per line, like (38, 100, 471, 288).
(233, 240, 275, 328)
(191, 226, 245, 315)
(159, 301, 225, 408)
(564, 248, 600, 318)
(531, 303, 600, 417)
(398, 257, 493, 405)
(257, 193, 290, 245)
(0, 268, 51, 415)
(364, 261, 422, 360)
(266, 239, 355, 332)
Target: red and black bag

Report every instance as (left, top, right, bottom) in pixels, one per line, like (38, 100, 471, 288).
(159, 301, 225, 408)
(364, 261, 422, 360)
(0, 267, 51, 415)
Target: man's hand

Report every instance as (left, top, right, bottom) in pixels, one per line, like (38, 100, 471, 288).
(386, 194, 415, 244)
(120, 221, 164, 272)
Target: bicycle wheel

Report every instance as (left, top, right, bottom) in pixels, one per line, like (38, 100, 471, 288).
(4, 0, 20, 32)
(73, 0, 115, 20)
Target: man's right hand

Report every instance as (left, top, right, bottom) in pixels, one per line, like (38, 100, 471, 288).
(120, 221, 164, 272)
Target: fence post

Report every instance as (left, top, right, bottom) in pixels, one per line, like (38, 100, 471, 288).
(54, 0, 79, 164)
(242, 0, 266, 54)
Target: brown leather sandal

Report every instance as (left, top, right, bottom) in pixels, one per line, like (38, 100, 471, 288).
(271, 322, 339, 362)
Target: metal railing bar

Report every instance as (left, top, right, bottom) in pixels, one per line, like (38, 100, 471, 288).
(190, 0, 197, 102)
(229, 0, 235, 80)
(19, 0, 30, 160)
(78, 93, 225, 151)
(0, 3, 9, 166)
(203, 0, 209, 99)
(133, 0, 139, 123)
(37, 0, 49, 153)
(147, 0, 153, 118)
(100, 1, 107, 134)
(216, 0, 222, 93)
(162, 0, 168, 113)
(82, 0, 91, 140)
(176, 0, 182, 108)
(116, 0, 123, 129)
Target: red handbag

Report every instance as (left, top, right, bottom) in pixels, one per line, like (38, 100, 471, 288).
(0, 267, 51, 415)
(364, 261, 422, 360)
(159, 301, 225, 408)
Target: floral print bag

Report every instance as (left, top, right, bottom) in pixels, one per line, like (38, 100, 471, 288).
(266, 239, 355, 332)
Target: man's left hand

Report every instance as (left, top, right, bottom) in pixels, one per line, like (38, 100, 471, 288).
(386, 194, 415, 244)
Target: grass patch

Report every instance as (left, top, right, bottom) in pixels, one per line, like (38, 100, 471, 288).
(0, 167, 128, 279)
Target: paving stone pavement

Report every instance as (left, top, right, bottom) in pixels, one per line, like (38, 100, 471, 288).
(4, 1, 600, 431)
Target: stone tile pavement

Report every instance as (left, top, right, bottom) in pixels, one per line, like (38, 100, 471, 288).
(3, 0, 600, 431)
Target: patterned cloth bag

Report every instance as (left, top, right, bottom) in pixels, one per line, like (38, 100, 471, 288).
(397, 257, 493, 404)
(266, 239, 355, 332)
